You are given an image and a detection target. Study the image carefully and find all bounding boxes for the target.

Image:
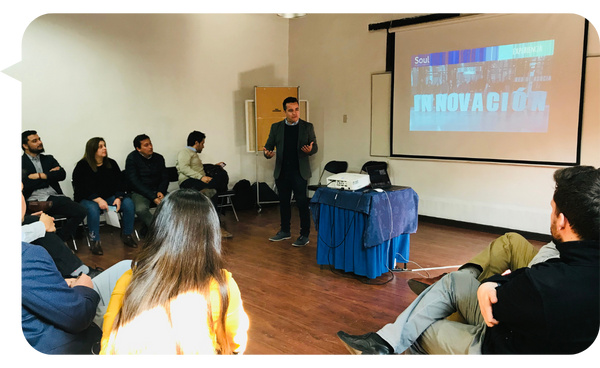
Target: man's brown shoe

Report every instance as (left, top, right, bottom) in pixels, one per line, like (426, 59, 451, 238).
(407, 273, 447, 295)
(221, 228, 233, 238)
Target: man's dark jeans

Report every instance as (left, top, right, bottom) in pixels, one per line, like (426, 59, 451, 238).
(275, 170, 310, 237)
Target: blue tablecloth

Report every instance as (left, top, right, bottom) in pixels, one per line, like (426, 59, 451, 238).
(309, 187, 419, 279)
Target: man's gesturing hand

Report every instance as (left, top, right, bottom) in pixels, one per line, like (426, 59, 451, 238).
(301, 141, 314, 154)
(263, 147, 275, 158)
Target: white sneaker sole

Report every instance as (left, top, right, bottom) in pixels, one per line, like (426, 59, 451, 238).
(269, 236, 291, 242)
(292, 241, 309, 247)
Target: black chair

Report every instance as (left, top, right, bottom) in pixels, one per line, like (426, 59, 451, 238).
(24, 202, 80, 251)
(163, 165, 239, 221)
(166, 166, 179, 183)
(308, 160, 348, 191)
(360, 160, 387, 174)
(217, 190, 239, 222)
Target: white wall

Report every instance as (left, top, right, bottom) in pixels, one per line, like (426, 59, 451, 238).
(18, 14, 289, 197)
(289, 14, 600, 234)
(15, 13, 600, 235)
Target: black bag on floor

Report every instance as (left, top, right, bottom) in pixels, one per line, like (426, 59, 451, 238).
(252, 182, 279, 203)
(232, 179, 255, 210)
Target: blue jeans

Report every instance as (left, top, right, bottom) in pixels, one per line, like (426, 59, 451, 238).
(79, 196, 135, 241)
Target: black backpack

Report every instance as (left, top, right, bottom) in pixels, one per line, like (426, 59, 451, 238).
(232, 179, 255, 210)
(251, 182, 279, 203)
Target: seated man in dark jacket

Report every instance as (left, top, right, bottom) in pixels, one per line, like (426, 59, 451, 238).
(21, 130, 87, 242)
(125, 134, 169, 236)
(337, 166, 599, 354)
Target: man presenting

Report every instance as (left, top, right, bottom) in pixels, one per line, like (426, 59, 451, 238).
(263, 97, 318, 247)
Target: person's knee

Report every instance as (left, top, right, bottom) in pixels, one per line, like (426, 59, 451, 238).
(501, 232, 527, 245)
(81, 201, 101, 216)
(72, 201, 89, 219)
(449, 271, 472, 284)
(134, 205, 150, 217)
(121, 196, 133, 205)
(445, 271, 476, 291)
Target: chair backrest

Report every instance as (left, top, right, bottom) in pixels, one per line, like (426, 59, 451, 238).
(166, 166, 179, 182)
(120, 169, 131, 192)
(323, 161, 348, 174)
(360, 161, 387, 174)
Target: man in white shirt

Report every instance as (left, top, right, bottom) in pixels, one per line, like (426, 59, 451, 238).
(175, 130, 232, 238)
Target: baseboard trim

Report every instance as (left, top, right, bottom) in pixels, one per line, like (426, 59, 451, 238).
(418, 215, 552, 243)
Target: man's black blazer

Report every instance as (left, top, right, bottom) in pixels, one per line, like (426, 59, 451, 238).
(21, 153, 66, 200)
(263, 119, 318, 180)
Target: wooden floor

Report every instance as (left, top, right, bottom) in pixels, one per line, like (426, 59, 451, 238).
(72, 204, 547, 355)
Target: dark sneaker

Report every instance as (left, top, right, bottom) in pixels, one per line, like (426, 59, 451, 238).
(221, 228, 233, 238)
(121, 234, 138, 248)
(407, 273, 447, 296)
(336, 331, 393, 355)
(89, 241, 103, 255)
(292, 235, 309, 247)
(87, 266, 104, 279)
(269, 231, 291, 242)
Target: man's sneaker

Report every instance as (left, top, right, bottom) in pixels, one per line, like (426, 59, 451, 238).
(87, 266, 104, 279)
(221, 228, 233, 238)
(121, 234, 138, 248)
(407, 273, 447, 295)
(336, 331, 393, 355)
(269, 231, 291, 242)
(292, 235, 310, 247)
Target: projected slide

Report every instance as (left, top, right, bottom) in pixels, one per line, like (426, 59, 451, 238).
(410, 40, 554, 132)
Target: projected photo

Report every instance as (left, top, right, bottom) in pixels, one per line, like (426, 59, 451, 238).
(410, 40, 554, 132)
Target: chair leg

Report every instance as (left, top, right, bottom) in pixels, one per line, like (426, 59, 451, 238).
(82, 224, 91, 249)
(71, 237, 78, 252)
(229, 197, 239, 222)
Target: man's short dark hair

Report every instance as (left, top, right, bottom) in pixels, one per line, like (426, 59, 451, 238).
(133, 134, 150, 149)
(187, 131, 206, 147)
(553, 166, 600, 241)
(283, 97, 299, 111)
(22, 130, 37, 150)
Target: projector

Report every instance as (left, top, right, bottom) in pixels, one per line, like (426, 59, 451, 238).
(326, 173, 370, 191)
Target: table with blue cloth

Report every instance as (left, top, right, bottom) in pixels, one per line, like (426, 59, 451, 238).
(309, 187, 419, 279)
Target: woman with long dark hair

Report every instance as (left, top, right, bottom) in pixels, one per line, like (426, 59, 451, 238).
(99, 189, 249, 354)
(72, 137, 137, 255)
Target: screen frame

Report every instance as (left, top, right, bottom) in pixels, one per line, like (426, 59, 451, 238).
(374, 14, 589, 166)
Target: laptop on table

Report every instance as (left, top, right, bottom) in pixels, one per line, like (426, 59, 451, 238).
(366, 164, 409, 192)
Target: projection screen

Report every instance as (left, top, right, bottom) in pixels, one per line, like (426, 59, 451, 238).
(391, 14, 587, 165)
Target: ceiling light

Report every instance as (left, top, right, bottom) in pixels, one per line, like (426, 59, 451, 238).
(277, 13, 307, 19)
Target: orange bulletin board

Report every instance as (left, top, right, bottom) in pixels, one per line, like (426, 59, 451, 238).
(255, 86, 299, 151)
